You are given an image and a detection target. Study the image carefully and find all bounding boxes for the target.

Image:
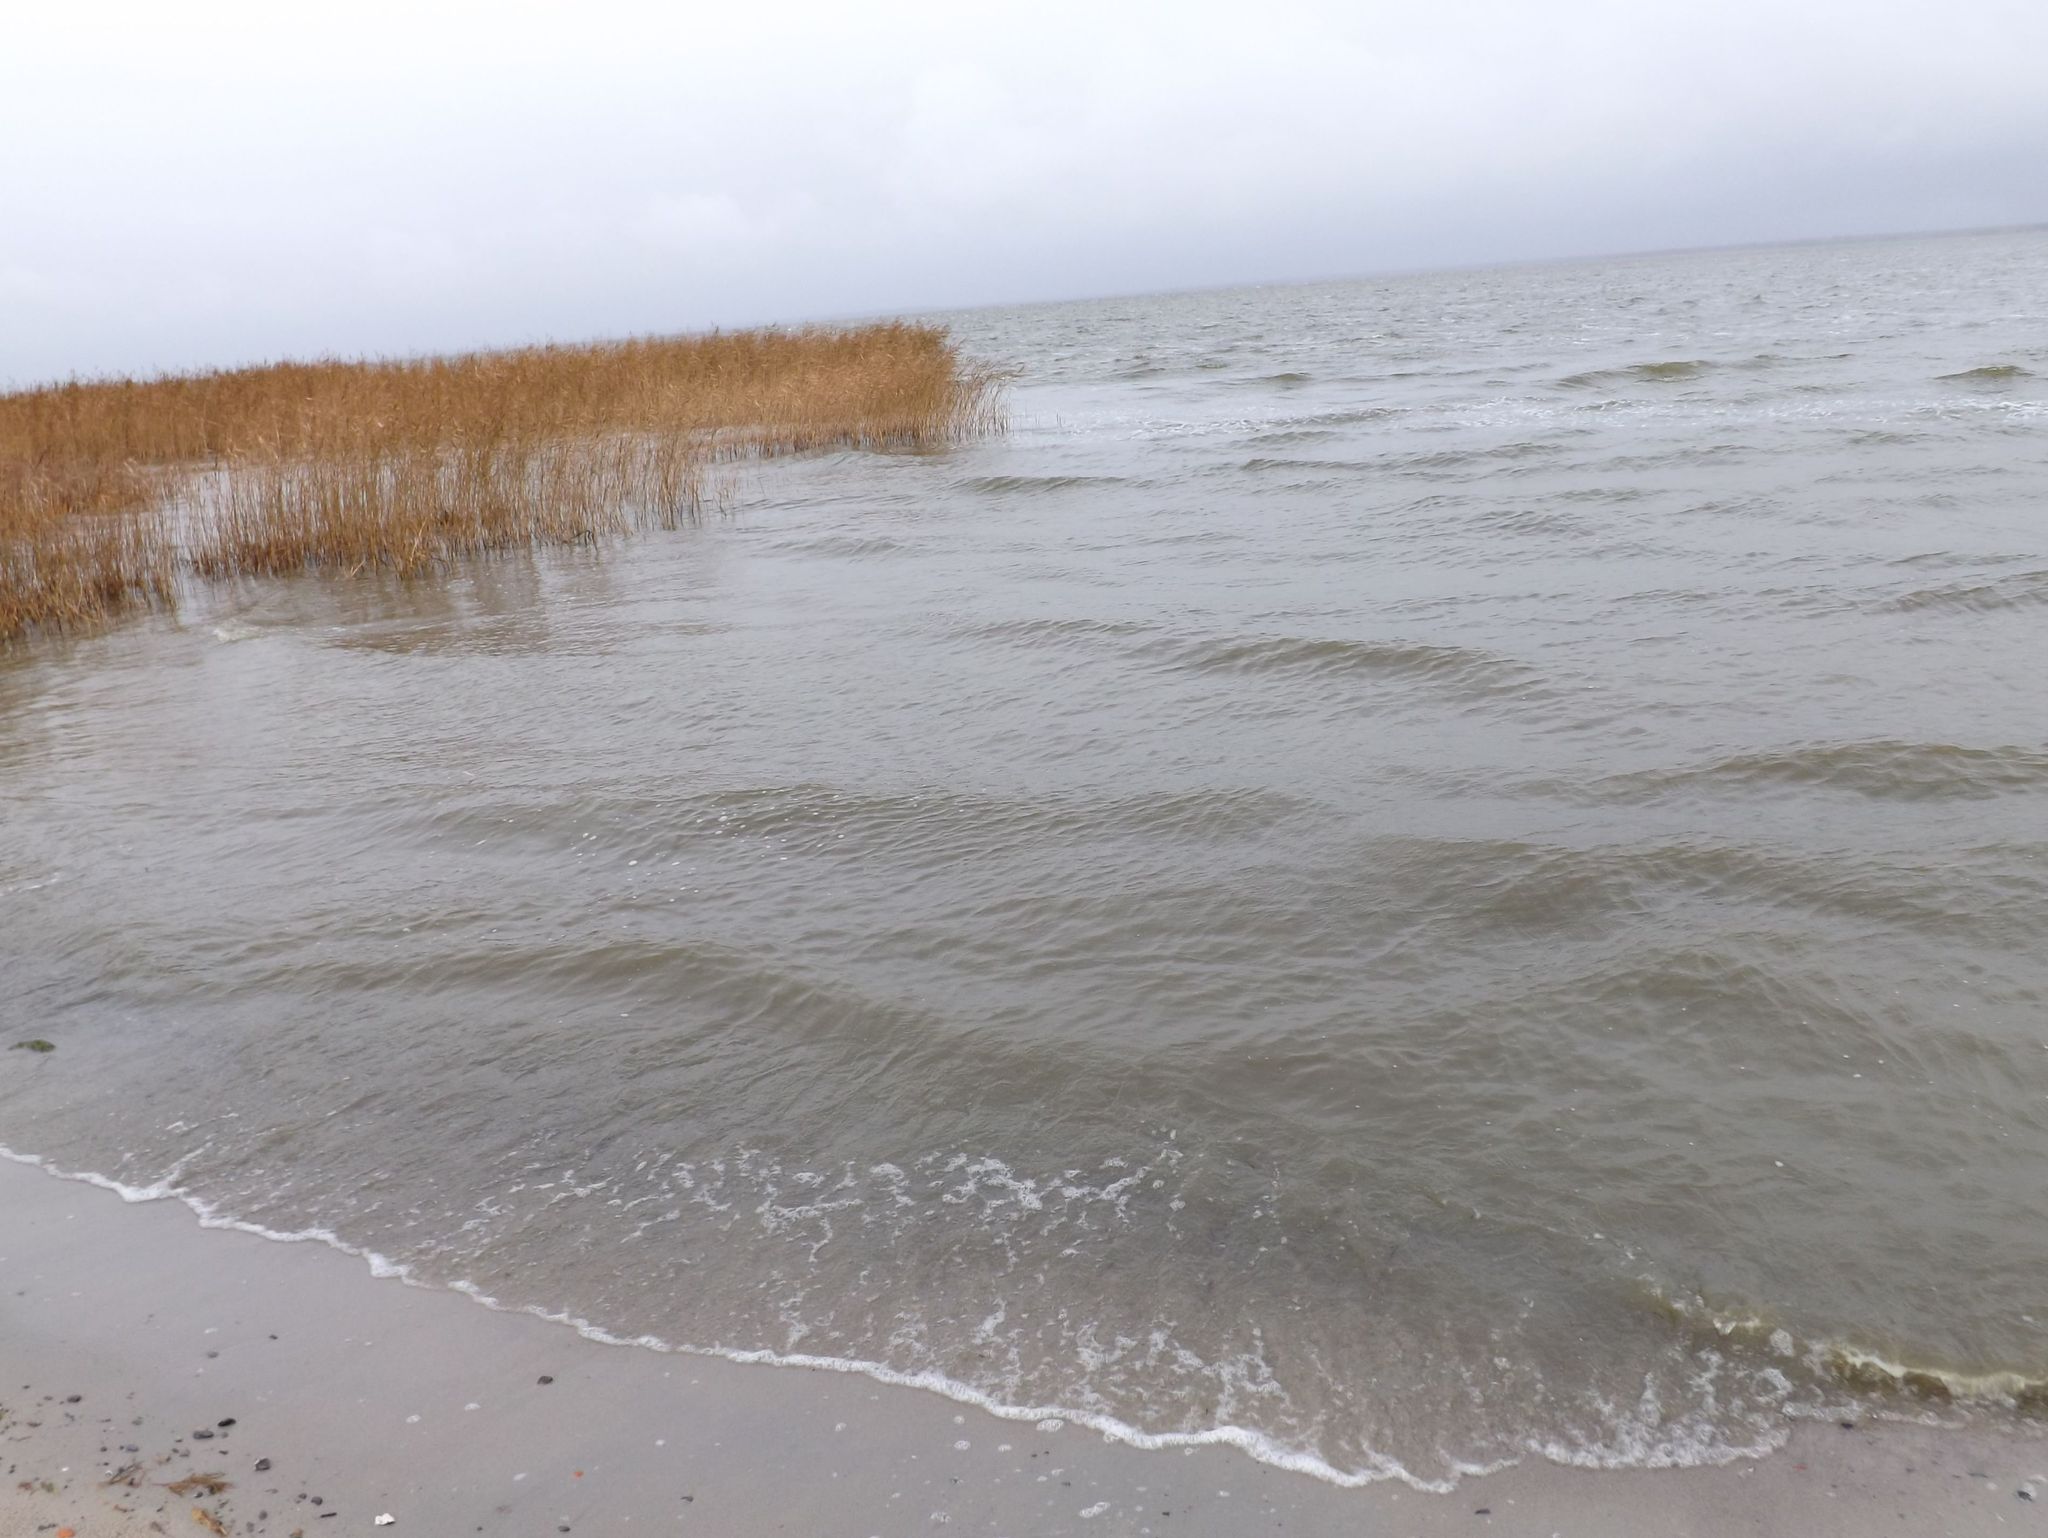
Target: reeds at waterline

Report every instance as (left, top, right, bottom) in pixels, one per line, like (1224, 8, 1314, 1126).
(0, 323, 1005, 641)
(186, 434, 705, 580)
(0, 460, 177, 638)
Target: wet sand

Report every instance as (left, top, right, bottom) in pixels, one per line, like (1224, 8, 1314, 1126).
(0, 1157, 2040, 1538)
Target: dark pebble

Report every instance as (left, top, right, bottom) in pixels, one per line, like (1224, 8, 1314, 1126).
(2019, 1489, 2035, 1502)
(538, 1375, 554, 1385)
(218, 1417, 237, 1428)
(193, 1430, 215, 1440)
(1475, 1509, 1491, 1516)
(256, 1458, 273, 1472)
(1838, 1419, 1856, 1429)
(64, 1394, 82, 1404)
(312, 1496, 324, 1505)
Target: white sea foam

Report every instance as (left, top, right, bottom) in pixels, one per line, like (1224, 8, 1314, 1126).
(0, 1143, 1803, 1495)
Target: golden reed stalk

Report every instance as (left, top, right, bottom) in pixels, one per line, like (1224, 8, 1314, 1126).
(1, 324, 1004, 641)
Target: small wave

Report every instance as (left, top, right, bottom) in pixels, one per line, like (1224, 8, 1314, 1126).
(1309, 406, 1402, 427)
(682, 780, 1306, 852)
(1244, 427, 1341, 446)
(1242, 406, 1403, 448)
(1239, 456, 1370, 475)
(1591, 740, 2048, 802)
(427, 776, 1307, 864)
(778, 534, 910, 558)
(957, 474, 1132, 496)
(1238, 442, 1551, 476)
(954, 615, 1157, 647)
(1936, 364, 2035, 384)
(1557, 360, 1713, 389)
(1146, 634, 1548, 702)
(1386, 442, 1558, 472)
(1382, 836, 2045, 951)
(1883, 568, 2048, 614)
(1823, 1346, 2048, 1413)
(1888, 549, 2029, 570)
(331, 614, 621, 658)
(1470, 505, 1589, 537)
(1643, 1282, 2048, 1415)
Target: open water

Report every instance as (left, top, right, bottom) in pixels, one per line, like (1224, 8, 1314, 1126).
(4, 227, 2047, 1486)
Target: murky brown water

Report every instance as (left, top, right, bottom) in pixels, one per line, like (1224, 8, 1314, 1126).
(4, 228, 2047, 1486)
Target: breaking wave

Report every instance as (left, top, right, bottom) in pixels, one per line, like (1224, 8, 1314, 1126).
(1643, 1282, 2048, 1416)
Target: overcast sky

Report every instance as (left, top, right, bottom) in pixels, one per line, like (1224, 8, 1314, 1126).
(5, 0, 2044, 384)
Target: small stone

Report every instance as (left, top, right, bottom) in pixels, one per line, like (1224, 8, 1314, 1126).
(192, 1430, 214, 1440)
(537, 1375, 554, 1385)
(218, 1418, 236, 1428)
(255, 1458, 273, 1473)
(64, 1394, 82, 1404)
(2019, 1489, 2035, 1502)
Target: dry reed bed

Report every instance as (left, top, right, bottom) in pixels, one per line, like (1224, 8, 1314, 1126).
(1, 324, 1003, 640)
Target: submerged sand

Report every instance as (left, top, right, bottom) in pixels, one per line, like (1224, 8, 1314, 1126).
(0, 1157, 2040, 1537)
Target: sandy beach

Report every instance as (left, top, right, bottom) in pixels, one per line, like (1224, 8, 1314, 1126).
(0, 1158, 2039, 1538)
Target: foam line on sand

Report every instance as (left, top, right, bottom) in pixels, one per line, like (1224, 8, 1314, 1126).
(0, 1156, 2042, 1536)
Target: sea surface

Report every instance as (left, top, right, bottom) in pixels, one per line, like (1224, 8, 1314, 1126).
(5, 228, 2047, 1487)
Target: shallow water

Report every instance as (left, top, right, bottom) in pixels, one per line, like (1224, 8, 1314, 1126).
(5, 228, 2047, 1486)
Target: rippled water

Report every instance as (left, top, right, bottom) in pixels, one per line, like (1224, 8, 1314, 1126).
(5, 228, 2047, 1486)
